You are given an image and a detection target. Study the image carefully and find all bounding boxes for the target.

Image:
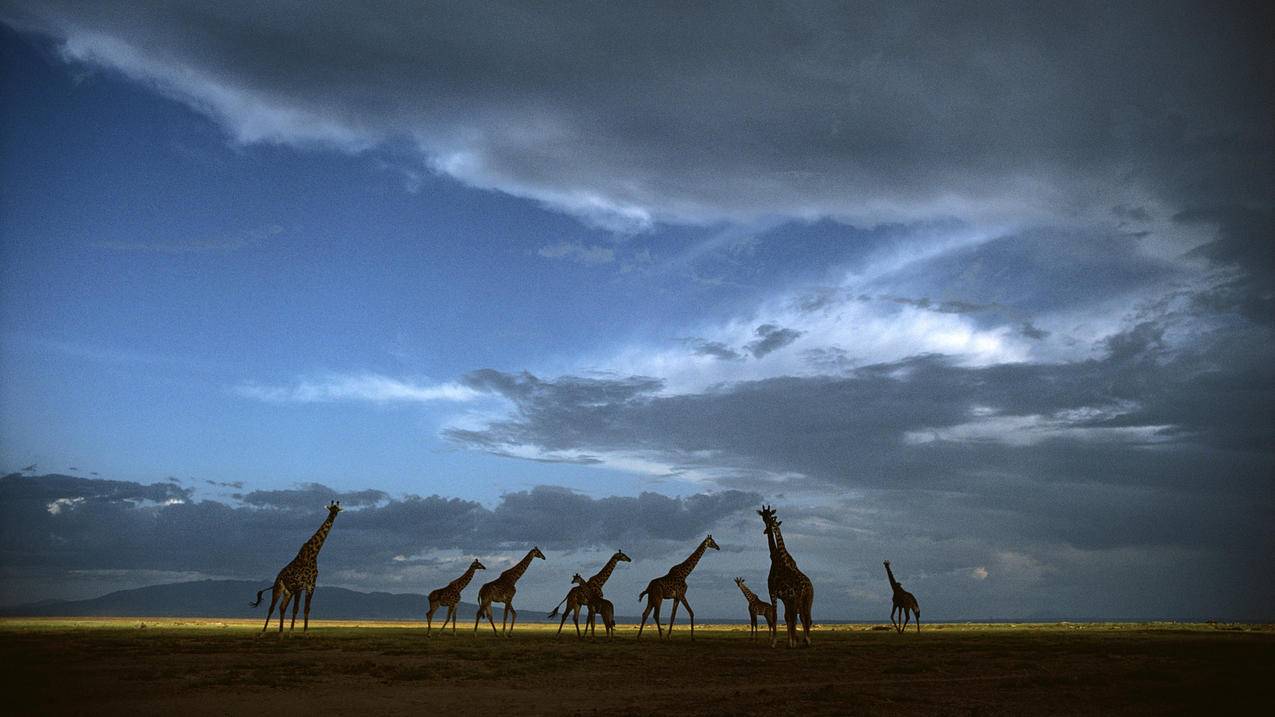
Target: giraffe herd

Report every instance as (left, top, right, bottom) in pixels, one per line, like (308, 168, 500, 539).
(251, 501, 923, 645)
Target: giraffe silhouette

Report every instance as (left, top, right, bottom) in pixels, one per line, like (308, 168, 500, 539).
(548, 550, 630, 638)
(758, 505, 813, 648)
(250, 501, 342, 634)
(563, 573, 617, 639)
(425, 559, 485, 636)
(473, 547, 545, 637)
(636, 535, 720, 640)
(734, 577, 776, 641)
(884, 560, 921, 633)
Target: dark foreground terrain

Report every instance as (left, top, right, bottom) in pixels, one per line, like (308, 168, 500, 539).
(2, 619, 1271, 715)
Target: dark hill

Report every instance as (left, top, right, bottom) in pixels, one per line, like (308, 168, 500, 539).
(0, 580, 495, 621)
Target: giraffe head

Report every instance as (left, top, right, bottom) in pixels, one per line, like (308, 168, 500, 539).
(705, 534, 721, 551)
(571, 572, 586, 586)
(754, 505, 775, 528)
(758, 505, 780, 535)
(613, 550, 631, 563)
(470, 559, 486, 571)
(883, 560, 891, 567)
(734, 576, 747, 587)
(531, 546, 546, 560)
(327, 500, 342, 516)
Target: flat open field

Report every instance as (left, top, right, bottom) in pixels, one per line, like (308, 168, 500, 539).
(3, 618, 1272, 715)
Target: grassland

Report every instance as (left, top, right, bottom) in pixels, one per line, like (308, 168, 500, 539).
(3, 618, 1271, 715)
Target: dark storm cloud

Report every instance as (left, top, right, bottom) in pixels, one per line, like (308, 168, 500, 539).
(0, 474, 758, 592)
(746, 324, 803, 358)
(3, 1, 1269, 228)
(447, 316, 1274, 554)
(682, 339, 744, 361)
(234, 483, 388, 509)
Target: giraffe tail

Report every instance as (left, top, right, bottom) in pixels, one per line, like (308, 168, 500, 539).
(249, 585, 274, 608)
(638, 588, 647, 602)
(547, 595, 568, 619)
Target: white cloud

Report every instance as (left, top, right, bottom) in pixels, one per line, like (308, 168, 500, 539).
(236, 374, 479, 404)
(537, 241, 616, 265)
(46, 497, 84, 515)
(903, 403, 1173, 447)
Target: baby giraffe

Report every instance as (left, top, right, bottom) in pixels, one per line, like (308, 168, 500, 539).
(884, 560, 920, 633)
(573, 573, 617, 639)
(734, 577, 776, 641)
(426, 559, 485, 636)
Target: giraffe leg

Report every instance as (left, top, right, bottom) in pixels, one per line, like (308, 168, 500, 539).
(261, 584, 282, 633)
(302, 590, 314, 631)
(680, 597, 695, 640)
(485, 601, 499, 636)
(426, 600, 438, 637)
(447, 604, 458, 635)
(277, 591, 292, 634)
(901, 606, 911, 633)
(914, 608, 921, 633)
(769, 594, 780, 648)
(667, 597, 679, 638)
(473, 601, 484, 635)
(653, 600, 664, 639)
(289, 592, 301, 631)
(572, 604, 582, 639)
(637, 602, 654, 639)
(800, 594, 813, 647)
(556, 608, 570, 638)
(783, 600, 797, 648)
(506, 604, 516, 637)
(750, 612, 758, 640)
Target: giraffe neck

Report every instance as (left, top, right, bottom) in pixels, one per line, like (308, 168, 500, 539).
(588, 555, 620, 588)
(884, 563, 900, 589)
(770, 525, 800, 571)
(452, 565, 480, 591)
(295, 513, 336, 563)
(502, 550, 537, 583)
(673, 539, 710, 578)
(737, 582, 760, 603)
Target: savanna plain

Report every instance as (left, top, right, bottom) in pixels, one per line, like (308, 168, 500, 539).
(3, 619, 1271, 715)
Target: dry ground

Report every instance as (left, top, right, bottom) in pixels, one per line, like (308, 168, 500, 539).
(2, 618, 1271, 715)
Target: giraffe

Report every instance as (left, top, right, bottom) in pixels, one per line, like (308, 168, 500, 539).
(425, 559, 486, 636)
(734, 577, 777, 641)
(636, 535, 720, 640)
(884, 560, 921, 633)
(590, 596, 617, 639)
(548, 550, 631, 638)
(473, 546, 546, 637)
(250, 500, 342, 634)
(758, 505, 814, 648)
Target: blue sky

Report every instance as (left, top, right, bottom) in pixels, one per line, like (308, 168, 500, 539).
(1, 3, 1271, 620)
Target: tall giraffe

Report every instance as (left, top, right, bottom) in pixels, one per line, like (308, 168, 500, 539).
(425, 559, 486, 636)
(548, 550, 630, 638)
(473, 547, 546, 637)
(759, 505, 813, 648)
(250, 501, 342, 634)
(636, 535, 720, 640)
(734, 577, 776, 641)
(884, 560, 921, 633)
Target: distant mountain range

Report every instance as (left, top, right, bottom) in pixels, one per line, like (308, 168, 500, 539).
(0, 580, 490, 621)
(0, 580, 1202, 623)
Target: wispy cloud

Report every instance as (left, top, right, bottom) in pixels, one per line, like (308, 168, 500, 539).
(236, 373, 479, 404)
(537, 241, 616, 265)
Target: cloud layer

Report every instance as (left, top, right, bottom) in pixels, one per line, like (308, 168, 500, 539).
(4, 1, 1270, 229)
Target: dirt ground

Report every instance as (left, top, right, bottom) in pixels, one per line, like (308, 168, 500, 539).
(2, 618, 1271, 715)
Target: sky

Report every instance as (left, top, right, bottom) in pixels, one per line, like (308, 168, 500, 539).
(0, 1, 1271, 620)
